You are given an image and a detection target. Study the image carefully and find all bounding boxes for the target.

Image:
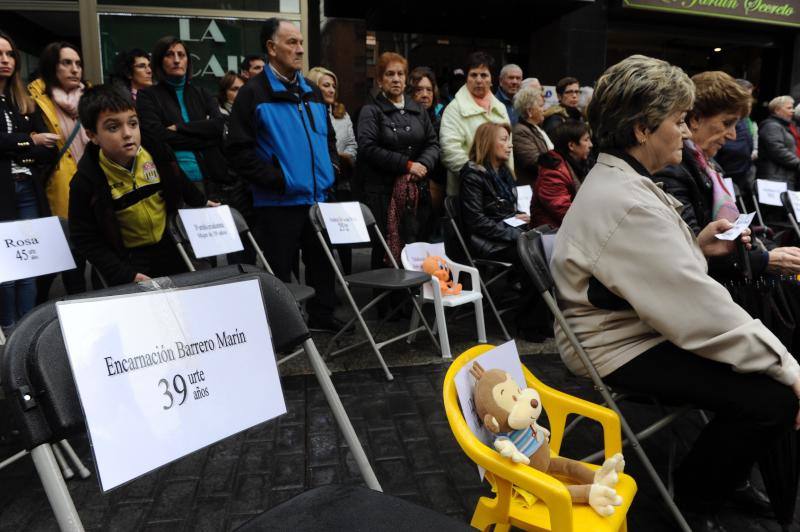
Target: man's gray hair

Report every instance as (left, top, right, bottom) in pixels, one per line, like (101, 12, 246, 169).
(768, 95, 794, 114)
(499, 64, 522, 80)
(513, 86, 543, 117)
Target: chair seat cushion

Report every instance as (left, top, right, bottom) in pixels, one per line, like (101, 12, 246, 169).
(235, 484, 472, 531)
(285, 282, 315, 303)
(345, 268, 430, 289)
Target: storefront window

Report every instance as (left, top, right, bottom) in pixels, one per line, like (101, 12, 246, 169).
(98, 0, 300, 13)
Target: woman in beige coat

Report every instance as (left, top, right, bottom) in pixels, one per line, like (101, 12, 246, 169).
(551, 55, 800, 531)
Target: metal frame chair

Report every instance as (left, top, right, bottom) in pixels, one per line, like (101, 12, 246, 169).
(780, 191, 800, 240)
(0, 266, 381, 531)
(400, 242, 486, 359)
(308, 203, 440, 382)
(516, 228, 692, 532)
(442, 196, 512, 341)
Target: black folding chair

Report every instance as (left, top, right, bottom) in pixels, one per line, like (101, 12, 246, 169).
(309, 203, 439, 381)
(516, 229, 692, 532)
(442, 196, 512, 341)
(780, 191, 800, 241)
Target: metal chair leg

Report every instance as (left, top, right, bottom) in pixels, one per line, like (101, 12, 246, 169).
(51, 442, 73, 480)
(59, 440, 91, 479)
(31, 444, 84, 531)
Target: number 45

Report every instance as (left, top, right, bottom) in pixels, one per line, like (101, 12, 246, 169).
(16, 250, 28, 260)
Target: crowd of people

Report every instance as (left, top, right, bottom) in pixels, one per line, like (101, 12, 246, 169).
(5, 16, 800, 530)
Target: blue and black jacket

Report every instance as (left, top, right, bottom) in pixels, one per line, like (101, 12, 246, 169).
(225, 66, 338, 207)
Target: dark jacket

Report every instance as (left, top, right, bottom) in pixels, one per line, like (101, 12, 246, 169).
(0, 95, 54, 220)
(226, 68, 338, 207)
(757, 115, 800, 189)
(459, 161, 523, 258)
(427, 108, 446, 187)
(532, 151, 579, 228)
(495, 88, 518, 125)
(512, 119, 550, 186)
(68, 143, 206, 286)
(654, 142, 769, 278)
(136, 80, 227, 199)
(715, 118, 754, 183)
(542, 104, 584, 138)
(357, 92, 439, 194)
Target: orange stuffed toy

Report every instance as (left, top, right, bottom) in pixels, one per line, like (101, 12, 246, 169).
(421, 255, 462, 295)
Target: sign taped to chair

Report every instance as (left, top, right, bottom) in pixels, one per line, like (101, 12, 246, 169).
(318, 202, 370, 244)
(0, 216, 76, 283)
(178, 205, 243, 258)
(516, 185, 533, 216)
(787, 190, 800, 221)
(454, 341, 527, 480)
(56, 279, 285, 491)
(757, 179, 788, 207)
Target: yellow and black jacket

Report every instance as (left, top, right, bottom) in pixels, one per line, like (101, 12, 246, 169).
(69, 142, 205, 285)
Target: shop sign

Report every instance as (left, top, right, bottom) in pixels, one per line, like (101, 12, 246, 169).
(623, 0, 800, 28)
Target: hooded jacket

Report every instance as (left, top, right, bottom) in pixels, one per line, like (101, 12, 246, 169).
(225, 67, 338, 207)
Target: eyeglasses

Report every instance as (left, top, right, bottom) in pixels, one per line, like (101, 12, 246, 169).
(59, 59, 82, 69)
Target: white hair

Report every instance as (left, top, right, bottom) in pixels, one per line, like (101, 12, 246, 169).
(499, 64, 522, 80)
(769, 95, 794, 114)
(521, 77, 540, 89)
(513, 86, 543, 117)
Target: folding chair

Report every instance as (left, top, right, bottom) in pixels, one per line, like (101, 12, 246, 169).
(442, 196, 512, 341)
(400, 242, 486, 359)
(780, 191, 800, 241)
(309, 203, 440, 382)
(0, 266, 383, 531)
(516, 228, 692, 532)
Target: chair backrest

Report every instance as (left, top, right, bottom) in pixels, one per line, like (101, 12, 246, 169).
(781, 191, 796, 219)
(308, 202, 378, 249)
(442, 195, 471, 264)
(516, 229, 555, 295)
(400, 242, 447, 272)
(228, 206, 250, 234)
(0, 266, 310, 450)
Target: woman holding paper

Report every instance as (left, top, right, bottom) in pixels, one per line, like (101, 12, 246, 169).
(655, 71, 800, 277)
(0, 31, 57, 333)
(551, 55, 800, 531)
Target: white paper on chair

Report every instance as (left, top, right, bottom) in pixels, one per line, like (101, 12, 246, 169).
(503, 216, 526, 228)
(0, 216, 76, 283)
(454, 341, 527, 480)
(318, 202, 370, 244)
(516, 185, 533, 215)
(178, 206, 243, 258)
(723, 178, 735, 196)
(787, 190, 800, 221)
(756, 179, 787, 207)
(56, 279, 286, 491)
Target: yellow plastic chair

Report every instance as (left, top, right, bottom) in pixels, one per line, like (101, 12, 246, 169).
(443, 345, 637, 532)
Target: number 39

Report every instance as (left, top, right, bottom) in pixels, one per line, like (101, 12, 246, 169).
(158, 375, 188, 410)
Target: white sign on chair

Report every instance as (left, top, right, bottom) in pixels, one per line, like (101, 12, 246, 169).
(0, 216, 76, 283)
(516, 185, 533, 216)
(757, 179, 787, 207)
(454, 341, 527, 480)
(178, 206, 243, 258)
(318, 202, 370, 244)
(56, 279, 286, 491)
(787, 190, 800, 221)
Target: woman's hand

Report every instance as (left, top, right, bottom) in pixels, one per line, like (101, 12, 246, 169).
(31, 132, 60, 148)
(408, 162, 428, 179)
(515, 213, 531, 224)
(167, 124, 177, 132)
(767, 247, 800, 274)
(697, 219, 751, 257)
(134, 273, 151, 283)
(206, 200, 221, 207)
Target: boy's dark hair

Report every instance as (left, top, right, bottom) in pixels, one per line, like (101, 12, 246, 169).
(240, 54, 264, 72)
(260, 18, 291, 53)
(78, 84, 136, 133)
(39, 41, 82, 95)
(151, 36, 191, 82)
(465, 51, 495, 75)
(556, 76, 579, 96)
(552, 119, 589, 157)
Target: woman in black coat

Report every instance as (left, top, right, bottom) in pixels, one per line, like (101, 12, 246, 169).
(136, 36, 227, 202)
(357, 52, 439, 269)
(0, 31, 57, 332)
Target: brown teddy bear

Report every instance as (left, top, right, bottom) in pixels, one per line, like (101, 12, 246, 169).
(470, 362, 625, 516)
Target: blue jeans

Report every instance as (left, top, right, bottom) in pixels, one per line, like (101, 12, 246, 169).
(0, 179, 39, 328)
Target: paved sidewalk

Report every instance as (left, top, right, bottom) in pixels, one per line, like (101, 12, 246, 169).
(1, 351, 796, 531)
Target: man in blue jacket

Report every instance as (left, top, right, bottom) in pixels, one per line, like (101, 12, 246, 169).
(226, 17, 340, 330)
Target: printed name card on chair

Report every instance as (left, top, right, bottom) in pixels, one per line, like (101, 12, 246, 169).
(0, 216, 76, 283)
(757, 179, 788, 207)
(318, 202, 370, 244)
(178, 205, 244, 258)
(516, 185, 532, 216)
(55, 279, 286, 491)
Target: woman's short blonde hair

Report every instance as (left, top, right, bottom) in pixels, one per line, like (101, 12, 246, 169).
(588, 55, 694, 151)
(768, 95, 794, 114)
(469, 122, 513, 172)
(513, 86, 543, 118)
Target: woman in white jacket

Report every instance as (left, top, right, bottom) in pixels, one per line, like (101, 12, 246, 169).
(551, 55, 800, 531)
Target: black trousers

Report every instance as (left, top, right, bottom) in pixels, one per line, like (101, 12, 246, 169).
(605, 340, 798, 510)
(127, 236, 189, 282)
(254, 205, 336, 320)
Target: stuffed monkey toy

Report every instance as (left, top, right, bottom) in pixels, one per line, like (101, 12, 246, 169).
(422, 256, 462, 296)
(470, 362, 625, 516)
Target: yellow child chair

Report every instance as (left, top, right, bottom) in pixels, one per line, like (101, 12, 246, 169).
(443, 345, 637, 532)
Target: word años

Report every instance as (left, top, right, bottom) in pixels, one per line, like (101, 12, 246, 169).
(159, 369, 211, 410)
